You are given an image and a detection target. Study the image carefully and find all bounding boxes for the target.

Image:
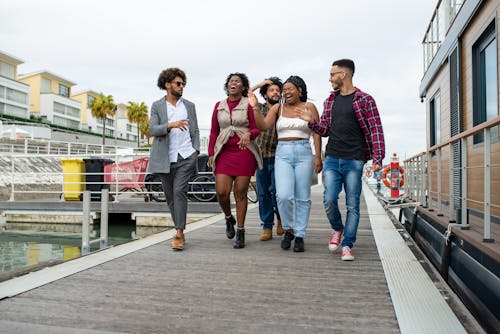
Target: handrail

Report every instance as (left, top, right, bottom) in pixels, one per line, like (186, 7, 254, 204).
(428, 116, 500, 152)
(403, 116, 499, 243)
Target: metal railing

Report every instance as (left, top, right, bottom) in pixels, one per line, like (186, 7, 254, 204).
(1, 152, 218, 203)
(423, 0, 465, 72)
(0, 137, 123, 155)
(404, 116, 500, 242)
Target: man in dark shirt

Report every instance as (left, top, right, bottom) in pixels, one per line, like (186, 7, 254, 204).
(303, 59, 385, 261)
(250, 77, 283, 241)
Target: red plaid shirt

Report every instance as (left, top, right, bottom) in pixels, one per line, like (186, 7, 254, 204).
(309, 88, 385, 166)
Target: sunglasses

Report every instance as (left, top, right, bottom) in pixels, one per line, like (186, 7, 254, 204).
(172, 81, 186, 87)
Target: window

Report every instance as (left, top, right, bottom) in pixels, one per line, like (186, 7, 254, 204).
(41, 78, 51, 93)
(430, 91, 441, 147)
(6, 88, 27, 104)
(87, 95, 95, 108)
(473, 22, 498, 144)
(58, 84, 69, 97)
(0, 61, 15, 79)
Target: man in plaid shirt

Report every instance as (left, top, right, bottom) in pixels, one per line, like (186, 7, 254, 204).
(251, 77, 284, 241)
(303, 59, 385, 261)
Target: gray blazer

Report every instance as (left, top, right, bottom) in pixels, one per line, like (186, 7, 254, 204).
(148, 96, 200, 173)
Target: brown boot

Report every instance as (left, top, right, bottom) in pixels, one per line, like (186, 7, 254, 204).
(259, 229, 273, 241)
(276, 220, 284, 236)
(171, 230, 184, 250)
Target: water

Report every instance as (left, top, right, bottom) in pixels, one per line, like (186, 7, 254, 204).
(0, 222, 170, 276)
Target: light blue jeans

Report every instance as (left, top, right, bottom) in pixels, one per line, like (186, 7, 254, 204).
(275, 140, 313, 238)
(323, 156, 364, 248)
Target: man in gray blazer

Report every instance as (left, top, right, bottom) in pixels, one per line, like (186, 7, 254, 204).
(149, 67, 200, 250)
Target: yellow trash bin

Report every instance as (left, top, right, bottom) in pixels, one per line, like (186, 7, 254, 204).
(61, 159, 85, 201)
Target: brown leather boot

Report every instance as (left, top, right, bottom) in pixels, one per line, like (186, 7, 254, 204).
(171, 231, 184, 250)
(259, 229, 273, 241)
(276, 220, 284, 236)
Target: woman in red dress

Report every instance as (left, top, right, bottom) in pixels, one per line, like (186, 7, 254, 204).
(208, 73, 262, 249)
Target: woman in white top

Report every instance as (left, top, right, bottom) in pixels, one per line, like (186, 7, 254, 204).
(250, 75, 322, 252)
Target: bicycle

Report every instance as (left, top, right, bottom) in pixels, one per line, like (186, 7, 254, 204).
(189, 173, 258, 203)
(247, 178, 258, 203)
(190, 174, 217, 202)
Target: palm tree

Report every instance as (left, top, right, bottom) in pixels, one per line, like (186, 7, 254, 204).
(126, 101, 149, 147)
(139, 115, 150, 139)
(89, 93, 115, 145)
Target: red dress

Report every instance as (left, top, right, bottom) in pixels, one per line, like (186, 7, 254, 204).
(208, 99, 259, 176)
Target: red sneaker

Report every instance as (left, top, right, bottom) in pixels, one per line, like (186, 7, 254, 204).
(341, 246, 355, 261)
(328, 229, 343, 251)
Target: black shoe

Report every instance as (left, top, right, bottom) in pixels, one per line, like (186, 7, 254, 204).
(234, 228, 245, 249)
(281, 231, 294, 250)
(293, 237, 304, 252)
(225, 215, 236, 239)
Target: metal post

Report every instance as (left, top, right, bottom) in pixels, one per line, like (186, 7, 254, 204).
(100, 188, 109, 248)
(461, 137, 469, 229)
(114, 153, 119, 202)
(82, 191, 91, 255)
(421, 155, 427, 207)
(24, 139, 28, 154)
(68, 142, 71, 155)
(483, 128, 493, 242)
(9, 157, 15, 201)
(427, 152, 432, 209)
(448, 143, 455, 222)
(47, 140, 51, 154)
(437, 148, 443, 215)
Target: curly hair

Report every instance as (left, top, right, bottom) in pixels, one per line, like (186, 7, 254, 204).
(259, 76, 282, 99)
(284, 75, 307, 102)
(157, 68, 187, 90)
(224, 73, 250, 97)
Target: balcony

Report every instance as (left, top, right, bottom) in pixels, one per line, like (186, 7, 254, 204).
(422, 0, 465, 73)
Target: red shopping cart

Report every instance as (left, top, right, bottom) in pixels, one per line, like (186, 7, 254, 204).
(104, 157, 150, 201)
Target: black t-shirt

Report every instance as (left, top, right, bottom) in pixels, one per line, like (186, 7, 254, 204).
(325, 92, 366, 161)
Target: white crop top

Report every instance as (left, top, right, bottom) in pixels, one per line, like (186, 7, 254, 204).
(276, 103, 311, 139)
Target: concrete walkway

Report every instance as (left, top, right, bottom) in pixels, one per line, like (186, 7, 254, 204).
(0, 184, 467, 333)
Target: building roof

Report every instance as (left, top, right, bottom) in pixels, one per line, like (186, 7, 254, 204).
(71, 89, 100, 97)
(0, 50, 24, 65)
(18, 70, 76, 86)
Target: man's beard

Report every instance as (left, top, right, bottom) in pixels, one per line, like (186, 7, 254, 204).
(267, 96, 280, 105)
(171, 90, 182, 98)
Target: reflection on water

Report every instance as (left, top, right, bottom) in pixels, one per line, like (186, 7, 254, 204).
(0, 223, 170, 275)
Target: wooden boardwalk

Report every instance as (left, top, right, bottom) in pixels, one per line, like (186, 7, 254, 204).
(0, 185, 470, 333)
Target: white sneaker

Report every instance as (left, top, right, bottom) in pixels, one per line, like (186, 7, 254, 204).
(341, 246, 355, 261)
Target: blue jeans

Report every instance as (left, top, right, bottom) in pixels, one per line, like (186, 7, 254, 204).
(323, 156, 364, 248)
(275, 140, 313, 238)
(256, 157, 280, 230)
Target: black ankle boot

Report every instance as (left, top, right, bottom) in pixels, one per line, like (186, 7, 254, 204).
(234, 228, 245, 249)
(225, 215, 236, 239)
(293, 237, 304, 252)
(281, 230, 294, 250)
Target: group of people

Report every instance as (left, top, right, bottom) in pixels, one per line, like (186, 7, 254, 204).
(148, 59, 385, 261)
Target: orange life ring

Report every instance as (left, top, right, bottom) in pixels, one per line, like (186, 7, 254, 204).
(381, 166, 405, 188)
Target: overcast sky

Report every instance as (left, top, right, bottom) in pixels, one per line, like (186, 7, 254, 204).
(1, 0, 437, 164)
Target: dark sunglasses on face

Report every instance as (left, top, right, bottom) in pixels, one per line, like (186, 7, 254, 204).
(172, 81, 186, 87)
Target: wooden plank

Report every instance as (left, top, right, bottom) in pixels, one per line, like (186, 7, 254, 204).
(0, 186, 400, 333)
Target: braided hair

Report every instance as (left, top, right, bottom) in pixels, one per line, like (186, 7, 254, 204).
(284, 75, 307, 102)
